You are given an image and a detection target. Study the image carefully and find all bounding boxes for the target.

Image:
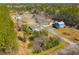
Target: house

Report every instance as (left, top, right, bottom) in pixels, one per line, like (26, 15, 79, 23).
(52, 21, 65, 28)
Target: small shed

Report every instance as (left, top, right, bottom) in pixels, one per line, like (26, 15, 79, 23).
(52, 21, 65, 28)
(15, 16, 22, 20)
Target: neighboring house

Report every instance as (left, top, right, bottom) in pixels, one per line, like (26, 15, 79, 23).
(52, 21, 65, 28)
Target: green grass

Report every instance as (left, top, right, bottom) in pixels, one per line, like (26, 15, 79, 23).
(0, 5, 17, 53)
(36, 41, 65, 55)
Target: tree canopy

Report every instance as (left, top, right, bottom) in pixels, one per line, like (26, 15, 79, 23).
(0, 5, 17, 53)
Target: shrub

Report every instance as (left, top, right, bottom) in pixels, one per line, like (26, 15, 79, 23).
(44, 37, 60, 49)
(33, 49, 41, 54)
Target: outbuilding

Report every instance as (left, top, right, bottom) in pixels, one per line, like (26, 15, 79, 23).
(11, 15, 22, 20)
(52, 21, 65, 28)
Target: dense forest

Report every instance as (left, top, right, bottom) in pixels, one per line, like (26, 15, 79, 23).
(8, 4, 79, 28)
(0, 5, 17, 54)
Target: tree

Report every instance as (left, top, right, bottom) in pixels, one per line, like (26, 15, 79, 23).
(22, 25, 31, 39)
(0, 5, 17, 53)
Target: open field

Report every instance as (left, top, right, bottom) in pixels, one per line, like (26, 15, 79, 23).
(47, 26, 79, 43)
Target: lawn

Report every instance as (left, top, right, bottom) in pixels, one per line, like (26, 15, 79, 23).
(37, 41, 67, 55)
(53, 26, 79, 43)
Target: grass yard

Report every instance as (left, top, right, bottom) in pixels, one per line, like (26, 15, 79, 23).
(53, 26, 79, 43)
(37, 41, 67, 55)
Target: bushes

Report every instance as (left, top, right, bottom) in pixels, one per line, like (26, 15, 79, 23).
(21, 25, 31, 39)
(31, 30, 40, 37)
(28, 30, 60, 53)
(44, 37, 60, 49)
(31, 37, 60, 54)
(0, 5, 17, 53)
(22, 25, 31, 35)
(33, 49, 41, 54)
